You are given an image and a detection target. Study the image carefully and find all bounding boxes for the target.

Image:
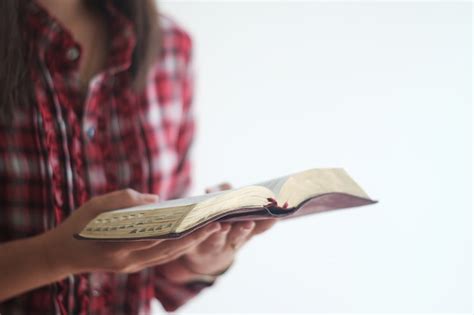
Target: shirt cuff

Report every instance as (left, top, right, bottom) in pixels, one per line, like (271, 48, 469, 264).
(154, 259, 233, 311)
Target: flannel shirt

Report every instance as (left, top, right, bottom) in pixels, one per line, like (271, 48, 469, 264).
(0, 1, 208, 314)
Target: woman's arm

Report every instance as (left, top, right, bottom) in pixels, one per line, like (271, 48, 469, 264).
(0, 233, 69, 301)
(0, 189, 222, 302)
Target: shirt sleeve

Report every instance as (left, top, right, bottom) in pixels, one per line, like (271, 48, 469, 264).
(154, 269, 216, 312)
(166, 25, 195, 200)
(153, 22, 215, 312)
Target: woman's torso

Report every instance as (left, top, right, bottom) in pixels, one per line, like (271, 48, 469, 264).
(0, 2, 194, 314)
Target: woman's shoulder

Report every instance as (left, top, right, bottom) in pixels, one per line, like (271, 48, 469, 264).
(158, 14, 193, 62)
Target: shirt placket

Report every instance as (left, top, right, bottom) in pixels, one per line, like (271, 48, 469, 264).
(36, 18, 95, 313)
(37, 61, 78, 315)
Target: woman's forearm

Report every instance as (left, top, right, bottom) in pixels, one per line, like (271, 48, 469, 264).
(0, 190, 230, 304)
(0, 233, 69, 302)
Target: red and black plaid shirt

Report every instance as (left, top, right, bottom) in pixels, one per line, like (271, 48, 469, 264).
(0, 1, 209, 314)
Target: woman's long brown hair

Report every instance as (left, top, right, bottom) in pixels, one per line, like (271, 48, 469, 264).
(0, 0, 161, 120)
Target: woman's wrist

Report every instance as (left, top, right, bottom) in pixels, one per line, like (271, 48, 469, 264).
(156, 257, 234, 286)
(36, 232, 74, 279)
(179, 256, 234, 278)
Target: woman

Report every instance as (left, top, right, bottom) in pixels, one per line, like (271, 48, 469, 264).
(0, 0, 275, 314)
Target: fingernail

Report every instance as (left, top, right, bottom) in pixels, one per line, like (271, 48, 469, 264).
(205, 185, 221, 193)
(144, 194, 159, 202)
(220, 224, 231, 233)
(242, 221, 255, 230)
(209, 222, 221, 231)
(219, 183, 232, 190)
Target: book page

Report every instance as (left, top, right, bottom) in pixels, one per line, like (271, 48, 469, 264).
(78, 204, 194, 239)
(255, 174, 290, 197)
(101, 189, 228, 214)
(78, 190, 239, 239)
(277, 168, 370, 208)
(176, 186, 274, 232)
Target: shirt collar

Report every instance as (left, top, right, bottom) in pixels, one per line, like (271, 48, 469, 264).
(25, 0, 136, 75)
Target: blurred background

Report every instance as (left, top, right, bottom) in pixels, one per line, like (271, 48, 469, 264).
(155, 1, 471, 313)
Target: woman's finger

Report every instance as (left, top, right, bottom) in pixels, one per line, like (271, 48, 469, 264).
(226, 221, 255, 250)
(78, 189, 159, 224)
(251, 219, 278, 236)
(96, 239, 164, 253)
(205, 182, 232, 193)
(194, 223, 231, 254)
(218, 183, 232, 190)
(130, 222, 221, 265)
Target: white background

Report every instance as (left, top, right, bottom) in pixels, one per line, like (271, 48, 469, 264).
(156, 1, 472, 313)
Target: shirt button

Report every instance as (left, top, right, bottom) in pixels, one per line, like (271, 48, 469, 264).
(92, 289, 100, 297)
(66, 47, 80, 61)
(50, 22, 59, 32)
(86, 127, 96, 140)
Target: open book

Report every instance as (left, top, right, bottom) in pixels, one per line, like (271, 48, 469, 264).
(76, 168, 376, 240)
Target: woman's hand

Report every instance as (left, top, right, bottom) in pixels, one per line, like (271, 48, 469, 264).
(0, 189, 224, 301)
(181, 218, 277, 275)
(156, 183, 278, 282)
(41, 189, 222, 275)
(155, 219, 276, 283)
